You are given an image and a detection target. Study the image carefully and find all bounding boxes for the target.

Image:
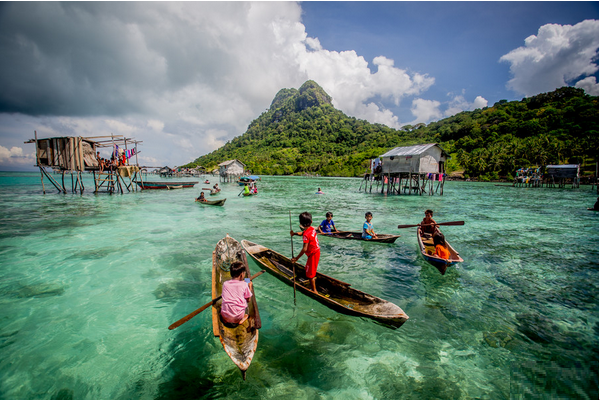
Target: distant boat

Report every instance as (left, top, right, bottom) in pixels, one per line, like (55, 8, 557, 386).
(135, 181, 198, 189)
(238, 175, 260, 186)
(196, 198, 227, 206)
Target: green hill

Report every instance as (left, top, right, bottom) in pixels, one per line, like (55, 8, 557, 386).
(182, 81, 598, 179)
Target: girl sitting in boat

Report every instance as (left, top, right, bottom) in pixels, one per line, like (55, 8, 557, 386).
(221, 262, 253, 325)
(429, 232, 450, 260)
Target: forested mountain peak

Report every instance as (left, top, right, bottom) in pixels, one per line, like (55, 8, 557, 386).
(269, 80, 333, 112)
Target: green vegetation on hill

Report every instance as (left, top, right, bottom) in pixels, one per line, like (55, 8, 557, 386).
(182, 81, 598, 179)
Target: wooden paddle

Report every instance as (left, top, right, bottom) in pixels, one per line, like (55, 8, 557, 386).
(397, 221, 465, 229)
(168, 270, 265, 330)
(289, 211, 297, 305)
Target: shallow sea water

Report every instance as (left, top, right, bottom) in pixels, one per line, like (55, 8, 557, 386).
(0, 172, 597, 399)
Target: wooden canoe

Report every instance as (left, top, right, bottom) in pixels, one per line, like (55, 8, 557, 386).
(241, 240, 408, 328)
(212, 235, 261, 380)
(417, 227, 463, 275)
(196, 198, 226, 206)
(317, 231, 400, 243)
(135, 181, 197, 189)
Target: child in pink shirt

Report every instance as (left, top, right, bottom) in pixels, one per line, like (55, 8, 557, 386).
(220, 262, 253, 324)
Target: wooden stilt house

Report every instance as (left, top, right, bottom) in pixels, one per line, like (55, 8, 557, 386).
(218, 159, 246, 183)
(25, 132, 143, 194)
(361, 143, 449, 195)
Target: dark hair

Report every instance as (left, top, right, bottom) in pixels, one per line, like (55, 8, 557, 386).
(230, 261, 246, 278)
(425, 209, 434, 215)
(365, 211, 373, 218)
(325, 212, 333, 218)
(299, 212, 312, 227)
(433, 233, 446, 246)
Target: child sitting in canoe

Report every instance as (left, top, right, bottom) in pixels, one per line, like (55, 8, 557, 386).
(318, 212, 339, 235)
(421, 209, 438, 237)
(290, 212, 321, 294)
(195, 192, 207, 202)
(220, 261, 253, 325)
(362, 212, 378, 239)
(428, 232, 450, 260)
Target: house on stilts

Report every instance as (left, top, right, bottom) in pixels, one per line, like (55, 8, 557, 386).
(25, 131, 144, 194)
(360, 143, 449, 195)
(218, 159, 246, 183)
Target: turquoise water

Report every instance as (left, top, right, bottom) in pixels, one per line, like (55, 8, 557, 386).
(0, 172, 597, 399)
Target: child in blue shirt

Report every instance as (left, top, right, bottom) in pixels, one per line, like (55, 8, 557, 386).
(318, 212, 339, 234)
(362, 212, 378, 239)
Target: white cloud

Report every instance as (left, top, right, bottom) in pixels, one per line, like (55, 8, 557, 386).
(444, 94, 488, 117)
(410, 99, 442, 124)
(575, 76, 599, 96)
(0, 2, 438, 168)
(0, 145, 33, 166)
(500, 20, 599, 96)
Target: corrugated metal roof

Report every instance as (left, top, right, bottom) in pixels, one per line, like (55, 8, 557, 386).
(218, 159, 245, 167)
(381, 143, 438, 157)
(546, 164, 579, 169)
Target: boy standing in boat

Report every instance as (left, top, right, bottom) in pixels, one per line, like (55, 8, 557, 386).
(290, 212, 321, 294)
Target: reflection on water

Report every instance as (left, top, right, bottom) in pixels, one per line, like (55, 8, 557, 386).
(0, 173, 597, 399)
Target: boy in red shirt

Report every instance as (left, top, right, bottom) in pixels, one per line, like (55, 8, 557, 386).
(290, 212, 321, 294)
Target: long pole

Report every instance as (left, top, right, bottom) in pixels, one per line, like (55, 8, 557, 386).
(289, 211, 297, 305)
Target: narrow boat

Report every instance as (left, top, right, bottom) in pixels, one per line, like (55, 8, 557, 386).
(209, 189, 221, 196)
(241, 240, 408, 328)
(317, 231, 400, 243)
(196, 198, 226, 206)
(417, 227, 463, 275)
(238, 175, 260, 186)
(212, 235, 261, 380)
(135, 181, 197, 189)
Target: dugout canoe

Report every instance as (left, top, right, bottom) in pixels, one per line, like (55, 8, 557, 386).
(317, 231, 400, 243)
(196, 198, 226, 206)
(417, 227, 463, 275)
(241, 240, 408, 328)
(135, 181, 198, 189)
(212, 235, 261, 380)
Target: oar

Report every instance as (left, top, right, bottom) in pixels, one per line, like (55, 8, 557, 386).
(238, 188, 245, 196)
(168, 270, 265, 330)
(289, 211, 297, 305)
(397, 221, 465, 229)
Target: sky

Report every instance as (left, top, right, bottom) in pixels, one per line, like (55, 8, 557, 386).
(0, 1, 597, 171)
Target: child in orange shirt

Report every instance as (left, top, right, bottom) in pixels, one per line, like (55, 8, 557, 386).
(433, 232, 450, 260)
